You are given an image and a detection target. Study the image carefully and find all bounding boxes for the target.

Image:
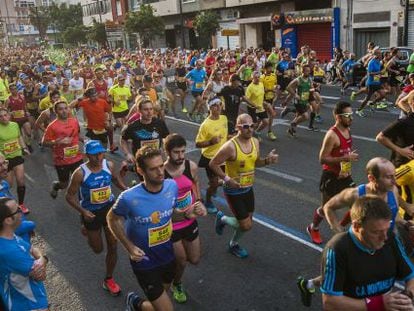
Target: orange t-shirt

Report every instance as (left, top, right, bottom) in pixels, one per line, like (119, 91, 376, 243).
(147, 88, 157, 104)
(43, 117, 83, 166)
(78, 98, 111, 130)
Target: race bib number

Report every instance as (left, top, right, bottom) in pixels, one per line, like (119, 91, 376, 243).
(148, 220, 172, 247)
(373, 75, 381, 82)
(12, 110, 25, 119)
(175, 191, 192, 213)
(340, 161, 352, 176)
(90, 186, 111, 204)
(141, 139, 159, 150)
(195, 82, 204, 89)
(3, 139, 19, 155)
(300, 92, 309, 101)
(167, 76, 175, 83)
(239, 171, 254, 188)
(63, 145, 79, 158)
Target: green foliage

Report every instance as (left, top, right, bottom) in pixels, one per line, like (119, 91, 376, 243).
(87, 19, 107, 47)
(62, 25, 88, 45)
(124, 4, 164, 47)
(193, 10, 220, 48)
(49, 3, 83, 33)
(28, 6, 51, 40)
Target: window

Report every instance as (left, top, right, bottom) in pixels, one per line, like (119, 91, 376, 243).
(182, 0, 195, 3)
(116, 0, 122, 16)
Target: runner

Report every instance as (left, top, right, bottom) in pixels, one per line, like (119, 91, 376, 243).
(260, 62, 278, 140)
(107, 147, 178, 311)
(164, 133, 207, 303)
(0, 107, 30, 214)
(175, 60, 188, 113)
(195, 97, 228, 214)
(65, 140, 125, 296)
(42, 100, 83, 199)
(210, 113, 278, 258)
(307, 101, 358, 245)
(186, 59, 207, 122)
(108, 74, 132, 129)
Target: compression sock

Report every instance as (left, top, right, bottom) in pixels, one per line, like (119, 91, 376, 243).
(108, 128, 114, 147)
(221, 215, 239, 229)
(311, 208, 324, 229)
(339, 210, 351, 227)
(309, 112, 316, 128)
(230, 228, 245, 246)
(17, 186, 26, 205)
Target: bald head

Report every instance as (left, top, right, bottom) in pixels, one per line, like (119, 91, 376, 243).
(236, 113, 253, 126)
(366, 157, 393, 179)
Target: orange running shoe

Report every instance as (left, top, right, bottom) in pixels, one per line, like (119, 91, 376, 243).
(103, 277, 121, 296)
(307, 225, 323, 244)
(19, 204, 30, 215)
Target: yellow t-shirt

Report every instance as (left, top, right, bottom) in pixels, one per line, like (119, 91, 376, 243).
(195, 115, 228, 159)
(39, 96, 67, 111)
(109, 84, 132, 113)
(396, 160, 414, 218)
(0, 78, 9, 101)
(260, 73, 277, 101)
(246, 82, 265, 112)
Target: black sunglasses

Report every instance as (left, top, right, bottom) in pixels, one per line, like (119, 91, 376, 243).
(7, 208, 22, 218)
(240, 124, 255, 129)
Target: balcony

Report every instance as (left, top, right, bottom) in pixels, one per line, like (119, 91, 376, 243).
(225, 0, 278, 8)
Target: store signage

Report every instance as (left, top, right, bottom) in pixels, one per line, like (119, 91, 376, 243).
(284, 8, 334, 25)
(221, 29, 239, 36)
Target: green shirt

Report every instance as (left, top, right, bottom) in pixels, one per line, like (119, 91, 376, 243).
(297, 77, 311, 105)
(109, 84, 131, 113)
(0, 122, 22, 159)
(407, 53, 414, 73)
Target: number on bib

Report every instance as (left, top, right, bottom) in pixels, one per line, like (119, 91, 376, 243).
(148, 220, 172, 247)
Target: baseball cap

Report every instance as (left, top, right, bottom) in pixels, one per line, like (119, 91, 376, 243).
(84, 140, 106, 155)
(230, 74, 241, 82)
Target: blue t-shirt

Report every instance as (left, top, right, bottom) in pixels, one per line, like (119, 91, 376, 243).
(341, 59, 356, 73)
(367, 58, 382, 86)
(186, 68, 207, 92)
(113, 179, 178, 271)
(0, 235, 48, 311)
(276, 60, 289, 73)
(0, 180, 13, 198)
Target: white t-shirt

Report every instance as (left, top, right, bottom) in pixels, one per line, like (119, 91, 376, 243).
(69, 77, 84, 91)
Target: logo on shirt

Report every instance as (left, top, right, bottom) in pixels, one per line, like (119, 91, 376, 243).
(135, 129, 160, 140)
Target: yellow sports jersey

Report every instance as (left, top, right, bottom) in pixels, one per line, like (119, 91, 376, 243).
(225, 137, 258, 189)
(0, 78, 9, 101)
(109, 84, 131, 113)
(260, 73, 277, 101)
(39, 96, 67, 111)
(245, 82, 265, 113)
(195, 115, 228, 159)
(396, 160, 414, 218)
(313, 67, 325, 77)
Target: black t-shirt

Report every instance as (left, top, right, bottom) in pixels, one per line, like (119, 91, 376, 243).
(218, 85, 244, 121)
(321, 230, 414, 299)
(121, 118, 169, 155)
(382, 114, 414, 167)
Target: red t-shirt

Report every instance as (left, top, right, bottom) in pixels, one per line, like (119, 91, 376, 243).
(43, 117, 83, 166)
(78, 98, 111, 130)
(8, 94, 27, 122)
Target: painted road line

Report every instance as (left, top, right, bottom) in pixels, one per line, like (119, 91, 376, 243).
(166, 115, 199, 127)
(321, 95, 340, 100)
(24, 173, 35, 184)
(258, 167, 303, 183)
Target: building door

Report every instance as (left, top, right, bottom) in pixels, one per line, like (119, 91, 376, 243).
(296, 23, 331, 62)
(165, 29, 176, 48)
(353, 28, 390, 58)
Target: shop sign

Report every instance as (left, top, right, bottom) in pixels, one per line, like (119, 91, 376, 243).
(284, 8, 334, 25)
(221, 29, 239, 36)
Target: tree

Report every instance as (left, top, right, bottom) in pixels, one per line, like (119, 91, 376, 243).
(87, 19, 108, 47)
(62, 25, 88, 45)
(124, 4, 164, 48)
(49, 3, 83, 33)
(28, 6, 51, 41)
(193, 10, 220, 48)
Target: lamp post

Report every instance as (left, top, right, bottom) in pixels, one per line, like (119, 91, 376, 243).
(179, 0, 185, 48)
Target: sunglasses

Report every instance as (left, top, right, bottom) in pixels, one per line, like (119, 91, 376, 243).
(338, 112, 353, 118)
(239, 123, 255, 129)
(7, 208, 22, 218)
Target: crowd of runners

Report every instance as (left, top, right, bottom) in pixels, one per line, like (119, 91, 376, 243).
(1, 42, 414, 310)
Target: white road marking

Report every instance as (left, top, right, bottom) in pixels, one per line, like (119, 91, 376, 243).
(321, 95, 340, 100)
(24, 173, 35, 183)
(258, 167, 303, 183)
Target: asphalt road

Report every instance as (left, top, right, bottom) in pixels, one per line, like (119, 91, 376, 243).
(22, 84, 395, 311)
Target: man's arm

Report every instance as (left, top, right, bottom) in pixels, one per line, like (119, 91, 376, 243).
(108, 160, 128, 191)
(323, 188, 358, 233)
(376, 131, 414, 161)
(322, 294, 366, 311)
(286, 78, 299, 100)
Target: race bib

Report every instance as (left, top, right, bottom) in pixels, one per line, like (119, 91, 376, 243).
(195, 82, 204, 89)
(373, 75, 381, 82)
(3, 139, 19, 155)
(63, 145, 79, 158)
(175, 191, 192, 213)
(90, 186, 111, 204)
(239, 171, 254, 188)
(167, 76, 175, 83)
(12, 110, 25, 119)
(300, 92, 309, 101)
(340, 161, 352, 175)
(148, 220, 172, 247)
(141, 139, 159, 150)
(92, 129, 107, 135)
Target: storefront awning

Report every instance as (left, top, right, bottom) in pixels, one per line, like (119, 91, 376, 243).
(236, 16, 271, 24)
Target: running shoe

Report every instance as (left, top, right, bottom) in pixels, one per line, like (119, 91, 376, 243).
(109, 145, 118, 153)
(215, 211, 225, 235)
(172, 283, 187, 303)
(27, 144, 33, 153)
(306, 225, 323, 244)
(297, 276, 315, 307)
(355, 109, 366, 118)
(314, 115, 323, 123)
(19, 204, 30, 215)
(50, 181, 60, 199)
(340, 88, 344, 96)
(267, 131, 277, 141)
(306, 126, 320, 132)
(287, 127, 296, 138)
(125, 292, 142, 311)
(186, 112, 193, 121)
(182, 107, 188, 113)
(350, 91, 356, 101)
(205, 201, 218, 214)
(103, 277, 121, 296)
(375, 102, 388, 110)
(228, 243, 248, 258)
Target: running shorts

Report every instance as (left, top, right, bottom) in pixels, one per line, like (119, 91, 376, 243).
(319, 170, 355, 199)
(55, 160, 83, 184)
(224, 188, 255, 220)
(7, 156, 24, 171)
(81, 204, 112, 231)
(171, 220, 199, 243)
